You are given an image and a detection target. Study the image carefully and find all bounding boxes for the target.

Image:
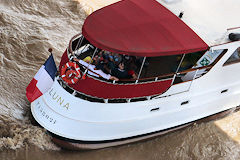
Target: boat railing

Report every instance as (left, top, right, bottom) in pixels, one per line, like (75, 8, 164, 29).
(57, 65, 210, 103)
(227, 26, 240, 31)
(67, 34, 219, 85)
(56, 65, 210, 104)
(57, 77, 150, 103)
(60, 34, 226, 103)
(111, 65, 212, 84)
(68, 34, 228, 81)
(68, 33, 82, 54)
(70, 51, 214, 85)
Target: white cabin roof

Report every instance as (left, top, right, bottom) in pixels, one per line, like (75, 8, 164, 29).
(158, 0, 240, 46)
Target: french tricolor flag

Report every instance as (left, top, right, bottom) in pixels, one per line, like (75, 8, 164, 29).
(26, 54, 57, 102)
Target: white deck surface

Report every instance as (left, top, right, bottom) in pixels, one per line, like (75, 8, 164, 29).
(159, 0, 240, 46)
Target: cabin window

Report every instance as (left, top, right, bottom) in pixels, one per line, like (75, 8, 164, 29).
(178, 49, 226, 82)
(72, 43, 212, 83)
(193, 49, 224, 67)
(223, 47, 240, 65)
(139, 51, 204, 79)
(71, 35, 89, 52)
(72, 38, 231, 84)
(74, 44, 97, 58)
(71, 37, 98, 57)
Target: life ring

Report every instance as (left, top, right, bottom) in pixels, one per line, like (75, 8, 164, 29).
(61, 62, 81, 84)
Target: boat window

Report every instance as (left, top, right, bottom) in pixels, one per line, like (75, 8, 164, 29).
(71, 36, 89, 52)
(223, 47, 240, 65)
(72, 46, 212, 83)
(139, 51, 204, 79)
(71, 40, 232, 84)
(195, 49, 225, 67)
(74, 44, 96, 58)
(178, 49, 227, 82)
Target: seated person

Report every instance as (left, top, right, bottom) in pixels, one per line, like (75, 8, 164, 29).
(95, 57, 108, 73)
(73, 58, 119, 81)
(111, 62, 129, 79)
(83, 56, 92, 63)
(128, 69, 138, 79)
(113, 53, 122, 65)
(106, 55, 116, 72)
(95, 52, 116, 74)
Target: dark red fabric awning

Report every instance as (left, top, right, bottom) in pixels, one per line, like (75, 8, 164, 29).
(82, 0, 208, 57)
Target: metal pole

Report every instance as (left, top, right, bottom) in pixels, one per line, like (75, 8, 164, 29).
(135, 57, 146, 84)
(175, 54, 185, 73)
(171, 54, 185, 85)
(74, 35, 84, 52)
(83, 47, 98, 75)
(188, 69, 199, 91)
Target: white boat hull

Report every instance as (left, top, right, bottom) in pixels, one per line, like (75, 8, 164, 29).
(31, 38, 240, 148)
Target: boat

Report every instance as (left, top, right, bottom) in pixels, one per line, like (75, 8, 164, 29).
(29, 0, 240, 150)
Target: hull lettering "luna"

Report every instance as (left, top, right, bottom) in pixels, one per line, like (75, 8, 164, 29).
(48, 88, 69, 110)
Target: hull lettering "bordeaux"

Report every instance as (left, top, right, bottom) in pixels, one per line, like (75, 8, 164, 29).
(49, 88, 69, 110)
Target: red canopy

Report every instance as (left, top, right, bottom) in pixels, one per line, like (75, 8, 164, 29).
(82, 0, 208, 57)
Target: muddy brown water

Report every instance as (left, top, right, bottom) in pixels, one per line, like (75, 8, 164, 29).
(1, 0, 240, 159)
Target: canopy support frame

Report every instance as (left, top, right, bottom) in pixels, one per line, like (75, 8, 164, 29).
(135, 57, 146, 84)
(83, 47, 98, 76)
(171, 54, 185, 85)
(74, 35, 84, 52)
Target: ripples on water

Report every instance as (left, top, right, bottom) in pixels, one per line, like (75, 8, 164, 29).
(0, 0, 85, 150)
(1, 0, 240, 159)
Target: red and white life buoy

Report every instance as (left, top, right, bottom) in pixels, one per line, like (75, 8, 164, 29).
(60, 62, 81, 84)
